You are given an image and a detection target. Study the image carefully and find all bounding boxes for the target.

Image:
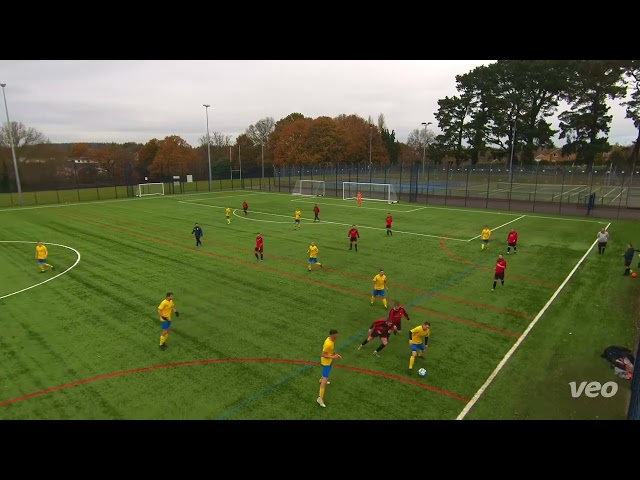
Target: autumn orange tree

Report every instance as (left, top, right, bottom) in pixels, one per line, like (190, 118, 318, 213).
(271, 117, 313, 165)
(148, 136, 197, 178)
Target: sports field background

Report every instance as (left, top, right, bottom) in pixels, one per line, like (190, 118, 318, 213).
(0, 190, 638, 419)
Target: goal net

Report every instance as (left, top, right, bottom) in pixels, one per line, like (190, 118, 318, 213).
(135, 183, 165, 197)
(292, 179, 325, 197)
(343, 182, 398, 203)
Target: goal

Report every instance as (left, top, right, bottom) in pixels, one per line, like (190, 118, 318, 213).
(292, 179, 325, 197)
(135, 183, 165, 197)
(343, 182, 398, 204)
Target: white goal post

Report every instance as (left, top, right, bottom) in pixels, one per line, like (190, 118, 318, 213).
(343, 182, 398, 204)
(292, 179, 325, 197)
(135, 183, 165, 197)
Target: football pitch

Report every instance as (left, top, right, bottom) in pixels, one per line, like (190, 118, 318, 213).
(0, 189, 637, 420)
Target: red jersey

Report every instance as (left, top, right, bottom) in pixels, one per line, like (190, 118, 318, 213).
(256, 236, 263, 249)
(348, 228, 359, 239)
(370, 318, 394, 335)
(314, 206, 320, 214)
(495, 259, 507, 274)
(388, 307, 409, 327)
(386, 215, 393, 226)
(243, 202, 248, 210)
(507, 231, 518, 244)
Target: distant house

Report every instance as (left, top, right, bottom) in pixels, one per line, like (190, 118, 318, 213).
(534, 148, 577, 163)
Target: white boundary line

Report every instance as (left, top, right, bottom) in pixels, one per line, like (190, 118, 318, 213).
(467, 215, 526, 242)
(455, 222, 611, 420)
(180, 200, 469, 241)
(0, 241, 81, 300)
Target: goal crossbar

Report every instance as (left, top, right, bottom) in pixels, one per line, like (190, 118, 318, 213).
(343, 182, 397, 204)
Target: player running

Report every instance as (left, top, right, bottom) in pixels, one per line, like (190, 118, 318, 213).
(358, 317, 396, 357)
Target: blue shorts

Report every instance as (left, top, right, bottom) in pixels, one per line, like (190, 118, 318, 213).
(372, 289, 385, 297)
(321, 365, 332, 378)
(411, 343, 426, 352)
(295, 219, 300, 223)
(309, 257, 318, 263)
(482, 239, 489, 244)
(161, 320, 172, 330)
(37, 259, 46, 264)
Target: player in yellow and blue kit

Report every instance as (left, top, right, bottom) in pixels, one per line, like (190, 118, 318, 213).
(371, 268, 387, 308)
(35, 242, 54, 273)
(158, 292, 179, 350)
(408, 321, 431, 371)
(294, 209, 302, 230)
(481, 225, 491, 250)
(307, 241, 322, 271)
(225, 207, 232, 224)
(317, 329, 341, 408)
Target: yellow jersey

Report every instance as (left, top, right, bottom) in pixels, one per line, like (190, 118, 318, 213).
(226, 208, 232, 217)
(295, 210, 301, 220)
(373, 274, 387, 290)
(158, 299, 175, 320)
(308, 245, 319, 258)
(410, 325, 430, 345)
(35, 244, 48, 259)
(321, 336, 335, 366)
(481, 228, 491, 240)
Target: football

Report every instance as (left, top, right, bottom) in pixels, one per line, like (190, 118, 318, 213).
(418, 368, 427, 377)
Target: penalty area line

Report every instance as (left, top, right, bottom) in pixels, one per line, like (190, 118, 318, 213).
(455, 221, 611, 420)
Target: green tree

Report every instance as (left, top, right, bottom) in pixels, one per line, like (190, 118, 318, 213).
(558, 60, 627, 168)
(621, 60, 640, 166)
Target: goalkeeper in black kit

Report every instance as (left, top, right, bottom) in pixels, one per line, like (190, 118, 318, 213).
(192, 223, 204, 247)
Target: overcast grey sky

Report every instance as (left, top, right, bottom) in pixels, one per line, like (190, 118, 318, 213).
(0, 60, 637, 147)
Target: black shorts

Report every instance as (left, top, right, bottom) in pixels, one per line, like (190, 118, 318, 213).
(598, 242, 607, 248)
(625, 260, 632, 267)
(508, 242, 516, 247)
(371, 330, 389, 339)
(255, 247, 263, 253)
(386, 225, 392, 229)
(494, 272, 505, 280)
(350, 237, 358, 242)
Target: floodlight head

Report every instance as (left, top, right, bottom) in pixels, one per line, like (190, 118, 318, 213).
(0, 83, 6, 88)
(203, 104, 210, 108)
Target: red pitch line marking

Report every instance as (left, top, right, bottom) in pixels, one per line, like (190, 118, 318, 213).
(61, 212, 520, 338)
(0, 358, 469, 408)
(83, 212, 532, 320)
(439, 234, 559, 288)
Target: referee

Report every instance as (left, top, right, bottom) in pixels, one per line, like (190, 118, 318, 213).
(192, 223, 204, 247)
(596, 227, 609, 254)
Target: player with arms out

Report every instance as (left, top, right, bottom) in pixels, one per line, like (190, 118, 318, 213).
(313, 204, 320, 222)
(357, 192, 363, 207)
(158, 292, 179, 350)
(492, 254, 507, 291)
(307, 241, 322, 271)
(408, 321, 431, 371)
(348, 224, 360, 251)
(388, 301, 410, 335)
(358, 317, 395, 357)
(243, 201, 248, 216)
(506, 228, 518, 254)
(294, 209, 302, 230)
(35, 241, 54, 273)
(371, 268, 388, 308)
(255, 233, 264, 261)
(318, 329, 341, 408)
(225, 207, 232, 224)
(481, 225, 491, 250)
(386, 213, 393, 236)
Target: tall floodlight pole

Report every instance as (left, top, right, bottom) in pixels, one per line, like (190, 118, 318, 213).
(261, 137, 265, 186)
(369, 124, 373, 166)
(508, 118, 517, 184)
(1, 84, 23, 206)
(203, 104, 212, 191)
(421, 122, 432, 175)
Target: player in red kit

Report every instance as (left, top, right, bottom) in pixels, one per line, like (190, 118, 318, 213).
(358, 317, 396, 357)
(348, 225, 360, 251)
(254, 233, 264, 261)
(492, 254, 506, 291)
(243, 201, 249, 216)
(388, 301, 410, 334)
(313, 204, 320, 222)
(386, 213, 393, 236)
(507, 228, 518, 254)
